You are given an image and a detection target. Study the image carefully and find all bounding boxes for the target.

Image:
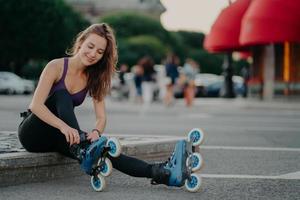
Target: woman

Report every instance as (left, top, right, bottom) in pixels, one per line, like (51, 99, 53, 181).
(164, 53, 179, 106)
(182, 58, 199, 107)
(139, 56, 156, 105)
(133, 64, 144, 103)
(18, 23, 169, 186)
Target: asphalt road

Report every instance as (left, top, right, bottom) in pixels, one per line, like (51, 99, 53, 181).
(0, 95, 300, 199)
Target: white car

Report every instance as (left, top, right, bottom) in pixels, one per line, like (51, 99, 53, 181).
(0, 72, 35, 94)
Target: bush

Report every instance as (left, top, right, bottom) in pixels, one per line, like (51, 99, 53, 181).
(0, 0, 89, 76)
(177, 31, 205, 49)
(21, 60, 48, 80)
(101, 12, 171, 43)
(188, 49, 224, 75)
(118, 35, 167, 67)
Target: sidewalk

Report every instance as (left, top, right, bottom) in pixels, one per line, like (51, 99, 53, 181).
(1, 97, 299, 188)
(0, 133, 184, 187)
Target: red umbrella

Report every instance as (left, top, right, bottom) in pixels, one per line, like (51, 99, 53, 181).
(240, 0, 300, 45)
(204, 0, 251, 53)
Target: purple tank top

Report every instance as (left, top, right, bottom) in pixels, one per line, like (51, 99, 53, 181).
(49, 58, 88, 107)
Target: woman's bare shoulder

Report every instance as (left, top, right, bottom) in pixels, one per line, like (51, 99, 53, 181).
(46, 58, 64, 70)
(42, 58, 65, 81)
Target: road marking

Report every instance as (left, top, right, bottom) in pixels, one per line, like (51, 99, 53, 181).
(178, 113, 212, 119)
(201, 145, 300, 152)
(1, 131, 16, 134)
(201, 171, 300, 180)
(279, 171, 300, 179)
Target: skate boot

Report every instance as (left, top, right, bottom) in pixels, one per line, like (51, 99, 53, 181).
(79, 136, 108, 175)
(69, 133, 90, 161)
(152, 140, 189, 186)
(150, 162, 171, 185)
(151, 128, 204, 192)
(73, 135, 122, 192)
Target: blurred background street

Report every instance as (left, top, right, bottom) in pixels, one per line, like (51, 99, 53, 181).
(1, 0, 300, 199)
(1, 95, 300, 199)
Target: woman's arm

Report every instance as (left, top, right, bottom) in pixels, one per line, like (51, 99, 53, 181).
(87, 98, 106, 142)
(29, 59, 80, 145)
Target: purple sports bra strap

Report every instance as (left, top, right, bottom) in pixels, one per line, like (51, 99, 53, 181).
(61, 58, 68, 81)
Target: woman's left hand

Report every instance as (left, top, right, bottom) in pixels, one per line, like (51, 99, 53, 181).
(87, 130, 100, 142)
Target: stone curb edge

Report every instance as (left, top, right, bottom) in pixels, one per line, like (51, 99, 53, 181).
(0, 136, 183, 187)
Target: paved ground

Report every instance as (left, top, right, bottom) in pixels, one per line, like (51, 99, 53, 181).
(1, 170, 299, 200)
(0, 95, 300, 199)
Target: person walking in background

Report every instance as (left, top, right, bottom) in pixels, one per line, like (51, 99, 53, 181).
(181, 58, 199, 107)
(119, 64, 128, 86)
(240, 65, 250, 98)
(139, 56, 157, 105)
(133, 64, 144, 103)
(117, 63, 129, 100)
(164, 53, 179, 106)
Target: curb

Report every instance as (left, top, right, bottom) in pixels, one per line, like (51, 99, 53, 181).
(0, 135, 184, 187)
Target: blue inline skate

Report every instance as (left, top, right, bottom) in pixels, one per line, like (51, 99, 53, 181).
(77, 136, 121, 192)
(151, 128, 204, 192)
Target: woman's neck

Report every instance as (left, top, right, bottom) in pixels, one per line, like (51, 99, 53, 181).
(68, 55, 86, 74)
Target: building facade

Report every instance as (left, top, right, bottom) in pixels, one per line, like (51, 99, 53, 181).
(65, 0, 166, 22)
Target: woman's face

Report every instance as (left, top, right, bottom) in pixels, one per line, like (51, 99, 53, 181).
(78, 33, 107, 66)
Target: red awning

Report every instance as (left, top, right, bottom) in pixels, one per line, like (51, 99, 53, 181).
(204, 0, 251, 53)
(240, 0, 300, 45)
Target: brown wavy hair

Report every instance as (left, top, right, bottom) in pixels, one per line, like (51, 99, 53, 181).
(67, 23, 118, 101)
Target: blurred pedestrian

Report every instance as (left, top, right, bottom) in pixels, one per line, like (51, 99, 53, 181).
(117, 63, 129, 100)
(119, 64, 128, 86)
(164, 53, 179, 106)
(17, 23, 178, 189)
(240, 65, 250, 98)
(139, 56, 156, 105)
(133, 64, 144, 103)
(182, 58, 199, 107)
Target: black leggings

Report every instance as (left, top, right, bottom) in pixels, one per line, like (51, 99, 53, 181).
(18, 89, 152, 178)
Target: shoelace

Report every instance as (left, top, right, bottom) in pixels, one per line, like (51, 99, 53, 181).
(165, 151, 175, 168)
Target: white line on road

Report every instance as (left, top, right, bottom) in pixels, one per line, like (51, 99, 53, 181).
(201, 145, 300, 152)
(201, 171, 300, 180)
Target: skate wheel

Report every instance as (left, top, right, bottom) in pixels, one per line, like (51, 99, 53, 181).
(107, 138, 121, 157)
(98, 158, 113, 177)
(187, 128, 204, 146)
(186, 152, 203, 172)
(185, 173, 202, 192)
(91, 174, 106, 192)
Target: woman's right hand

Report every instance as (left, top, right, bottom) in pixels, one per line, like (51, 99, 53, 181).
(60, 124, 80, 145)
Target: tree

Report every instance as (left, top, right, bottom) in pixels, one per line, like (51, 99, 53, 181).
(101, 12, 171, 43)
(189, 49, 224, 74)
(101, 12, 177, 67)
(0, 0, 89, 75)
(177, 31, 205, 49)
(118, 35, 168, 67)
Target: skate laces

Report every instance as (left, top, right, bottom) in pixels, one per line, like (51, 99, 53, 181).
(165, 151, 175, 168)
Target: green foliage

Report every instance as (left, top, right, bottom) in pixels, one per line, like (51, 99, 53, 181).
(0, 3, 239, 77)
(101, 12, 171, 43)
(167, 32, 186, 64)
(188, 49, 224, 75)
(0, 0, 89, 75)
(118, 35, 167, 67)
(232, 59, 249, 75)
(177, 31, 205, 49)
(21, 60, 48, 80)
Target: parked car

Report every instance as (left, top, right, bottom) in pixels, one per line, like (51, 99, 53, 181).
(194, 73, 221, 97)
(204, 75, 245, 97)
(174, 73, 245, 98)
(0, 72, 35, 94)
(174, 73, 221, 98)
